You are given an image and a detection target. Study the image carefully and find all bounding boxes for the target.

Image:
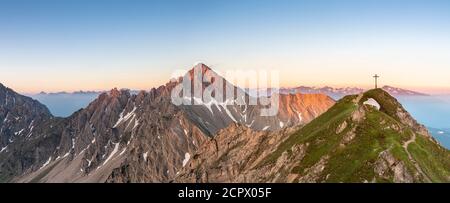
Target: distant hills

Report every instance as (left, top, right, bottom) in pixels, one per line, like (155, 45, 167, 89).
(381, 86, 429, 96)
(35, 90, 142, 96)
(29, 90, 141, 117)
(36, 85, 428, 98)
(37, 90, 102, 96)
(247, 85, 429, 99)
(29, 92, 101, 117)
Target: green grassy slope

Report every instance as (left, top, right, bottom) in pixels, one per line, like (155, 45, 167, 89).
(261, 89, 450, 183)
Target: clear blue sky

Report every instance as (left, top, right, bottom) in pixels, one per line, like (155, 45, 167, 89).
(1, 0, 450, 93)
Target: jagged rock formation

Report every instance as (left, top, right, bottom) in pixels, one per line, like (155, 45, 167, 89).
(0, 63, 334, 183)
(176, 89, 450, 183)
(0, 83, 54, 151)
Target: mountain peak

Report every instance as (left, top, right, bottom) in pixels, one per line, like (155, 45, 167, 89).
(109, 88, 121, 97)
(0, 83, 20, 96)
(357, 88, 430, 135)
(104, 88, 130, 99)
(0, 83, 11, 93)
(360, 88, 402, 114)
(193, 61, 207, 66)
(187, 62, 214, 76)
(381, 85, 429, 96)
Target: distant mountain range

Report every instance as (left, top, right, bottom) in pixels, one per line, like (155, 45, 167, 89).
(1, 64, 448, 183)
(29, 92, 101, 117)
(37, 91, 102, 95)
(35, 90, 142, 96)
(29, 90, 143, 117)
(36, 85, 429, 97)
(247, 85, 429, 99)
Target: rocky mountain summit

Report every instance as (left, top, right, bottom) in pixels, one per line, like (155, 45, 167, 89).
(0, 63, 334, 182)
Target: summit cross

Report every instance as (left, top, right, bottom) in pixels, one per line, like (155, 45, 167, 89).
(373, 74, 380, 89)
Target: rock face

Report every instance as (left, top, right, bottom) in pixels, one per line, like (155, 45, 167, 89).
(0, 83, 53, 149)
(176, 89, 450, 183)
(4, 83, 212, 183)
(175, 124, 306, 183)
(0, 83, 58, 182)
(0, 64, 335, 183)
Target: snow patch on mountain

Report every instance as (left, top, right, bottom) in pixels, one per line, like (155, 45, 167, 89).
(182, 153, 191, 167)
(102, 142, 119, 166)
(143, 152, 148, 162)
(113, 106, 137, 128)
(39, 157, 52, 170)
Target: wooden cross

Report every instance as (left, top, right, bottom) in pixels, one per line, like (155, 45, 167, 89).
(373, 74, 380, 89)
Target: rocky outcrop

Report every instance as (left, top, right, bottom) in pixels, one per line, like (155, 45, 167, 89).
(374, 150, 413, 183)
(175, 124, 306, 183)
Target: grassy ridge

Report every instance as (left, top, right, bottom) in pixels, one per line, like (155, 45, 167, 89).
(260, 95, 358, 167)
(259, 90, 450, 182)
